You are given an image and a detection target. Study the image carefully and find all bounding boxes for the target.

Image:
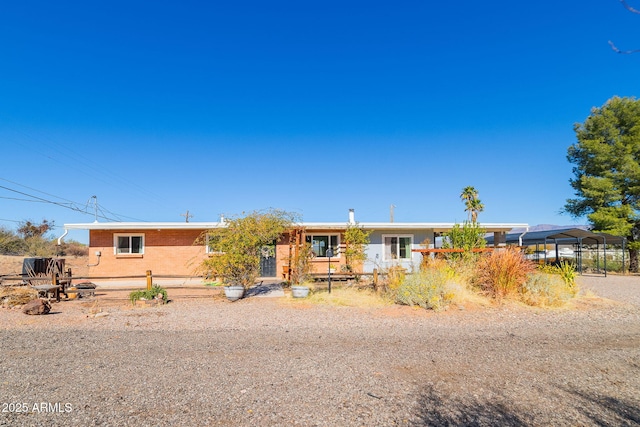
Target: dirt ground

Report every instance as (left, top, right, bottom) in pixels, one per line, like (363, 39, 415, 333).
(0, 254, 90, 279)
(0, 262, 639, 426)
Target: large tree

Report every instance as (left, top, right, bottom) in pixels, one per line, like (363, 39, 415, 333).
(565, 96, 640, 272)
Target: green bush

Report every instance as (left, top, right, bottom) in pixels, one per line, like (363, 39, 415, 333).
(442, 221, 486, 260)
(200, 209, 297, 289)
(521, 273, 577, 307)
(395, 268, 454, 311)
(129, 285, 168, 305)
(583, 253, 626, 273)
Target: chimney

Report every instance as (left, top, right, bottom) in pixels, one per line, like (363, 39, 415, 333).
(219, 214, 225, 224)
(348, 209, 355, 225)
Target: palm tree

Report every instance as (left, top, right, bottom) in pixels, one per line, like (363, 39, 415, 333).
(469, 198, 484, 223)
(460, 186, 479, 222)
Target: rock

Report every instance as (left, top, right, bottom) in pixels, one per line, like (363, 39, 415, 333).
(22, 299, 51, 315)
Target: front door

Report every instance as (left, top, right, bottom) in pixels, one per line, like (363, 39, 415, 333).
(259, 244, 277, 277)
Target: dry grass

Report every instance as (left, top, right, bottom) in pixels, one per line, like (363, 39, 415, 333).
(521, 273, 578, 307)
(0, 286, 38, 307)
(445, 281, 493, 307)
(287, 286, 391, 308)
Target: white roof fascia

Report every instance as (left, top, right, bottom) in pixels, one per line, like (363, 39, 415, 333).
(63, 222, 528, 232)
(62, 222, 225, 230)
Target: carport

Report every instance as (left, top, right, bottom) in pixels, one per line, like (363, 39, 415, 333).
(542, 229, 626, 276)
(486, 228, 627, 275)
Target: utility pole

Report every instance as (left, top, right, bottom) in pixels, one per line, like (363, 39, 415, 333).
(181, 210, 193, 223)
(90, 196, 98, 223)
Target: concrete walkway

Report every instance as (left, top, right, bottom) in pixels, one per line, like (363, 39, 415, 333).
(245, 281, 285, 298)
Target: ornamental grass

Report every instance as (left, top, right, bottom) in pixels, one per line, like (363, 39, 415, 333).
(474, 247, 535, 300)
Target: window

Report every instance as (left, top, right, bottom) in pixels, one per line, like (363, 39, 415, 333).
(115, 234, 144, 254)
(383, 235, 412, 261)
(305, 234, 339, 257)
(205, 234, 220, 254)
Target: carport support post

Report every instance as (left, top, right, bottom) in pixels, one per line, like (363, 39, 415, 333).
(146, 270, 152, 291)
(603, 237, 607, 277)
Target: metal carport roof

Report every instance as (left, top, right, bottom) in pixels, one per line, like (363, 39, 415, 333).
(486, 228, 626, 247)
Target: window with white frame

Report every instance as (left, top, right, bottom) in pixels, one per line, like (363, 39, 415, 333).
(383, 235, 412, 261)
(205, 234, 223, 254)
(114, 234, 144, 254)
(305, 234, 340, 257)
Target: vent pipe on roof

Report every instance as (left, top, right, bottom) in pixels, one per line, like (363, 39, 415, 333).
(348, 209, 355, 225)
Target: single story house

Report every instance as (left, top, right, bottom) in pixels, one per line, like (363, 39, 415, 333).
(60, 210, 527, 281)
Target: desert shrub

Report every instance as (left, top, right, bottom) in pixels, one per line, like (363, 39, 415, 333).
(289, 242, 314, 285)
(395, 266, 455, 311)
(521, 273, 577, 307)
(60, 240, 89, 257)
(538, 261, 577, 288)
(0, 227, 27, 255)
(583, 252, 626, 273)
(385, 264, 407, 291)
(443, 256, 477, 286)
(23, 236, 57, 257)
(474, 247, 535, 300)
(343, 222, 371, 273)
(200, 209, 297, 289)
(129, 285, 168, 305)
(603, 258, 625, 273)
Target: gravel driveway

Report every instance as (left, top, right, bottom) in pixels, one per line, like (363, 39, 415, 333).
(0, 276, 639, 426)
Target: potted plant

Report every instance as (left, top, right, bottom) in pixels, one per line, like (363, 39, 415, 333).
(289, 240, 314, 298)
(201, 209, 298, 301)
(329, 263, 337, 274)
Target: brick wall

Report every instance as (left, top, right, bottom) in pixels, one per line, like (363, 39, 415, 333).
(88, 229, 208, 278)
(87, 227, 355, 280)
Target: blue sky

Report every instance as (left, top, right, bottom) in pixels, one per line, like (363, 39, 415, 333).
(1, 1, 639, 243)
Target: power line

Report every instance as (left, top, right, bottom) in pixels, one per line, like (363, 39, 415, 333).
(0, 182, 147, 222)
(0, 196, 51, 203)
(0, 177, 78, 205)
(8, 129, 168, 206)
